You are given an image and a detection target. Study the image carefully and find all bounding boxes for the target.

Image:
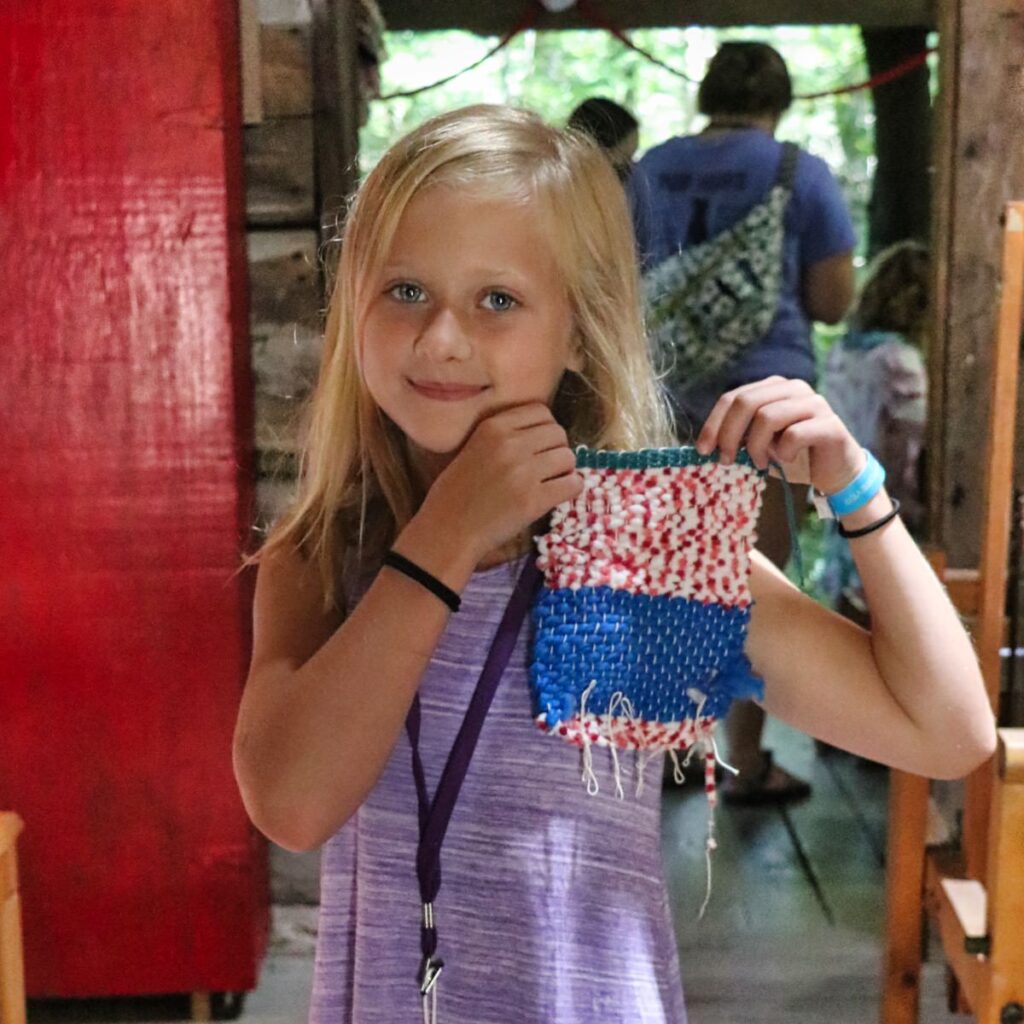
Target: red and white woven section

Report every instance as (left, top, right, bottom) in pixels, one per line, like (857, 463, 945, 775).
(536, 464, 765, 606)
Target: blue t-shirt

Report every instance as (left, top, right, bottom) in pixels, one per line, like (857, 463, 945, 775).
(630, 129, 856, 398)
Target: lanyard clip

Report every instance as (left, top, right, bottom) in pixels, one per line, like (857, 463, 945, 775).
(419, 954, 443, 1024)
(419, 954, 444, 996)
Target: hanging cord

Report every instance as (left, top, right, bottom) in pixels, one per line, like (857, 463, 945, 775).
(573, 0, 935, 102)
(574, 0, 701, 83)
(378, 2, 540, 100)
(768, 460, 806, 589)
(796, 48, 936, 100)
(375, 1, 933, 104)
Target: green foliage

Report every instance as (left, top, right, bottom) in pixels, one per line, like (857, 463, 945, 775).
(359, 23, 918, 258)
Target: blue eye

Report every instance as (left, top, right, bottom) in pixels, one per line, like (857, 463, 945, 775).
(388, 282, 425, 303)
(482, 290, 518, 312)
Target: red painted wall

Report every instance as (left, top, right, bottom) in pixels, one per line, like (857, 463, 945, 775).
(0, 0, 266, 996)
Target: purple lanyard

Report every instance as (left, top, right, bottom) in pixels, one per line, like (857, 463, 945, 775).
(404, 556, 542, 1016)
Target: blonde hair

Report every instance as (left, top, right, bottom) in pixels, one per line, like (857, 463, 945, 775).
(851, 240, 930, 344)
(256, 104, 674, 609)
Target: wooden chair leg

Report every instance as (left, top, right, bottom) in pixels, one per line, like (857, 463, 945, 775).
(881, 770, 931, 1024)
(0, 815, 26, 1024)
(191, 991, 212, 1023)
(979, 730, 1024, 1023)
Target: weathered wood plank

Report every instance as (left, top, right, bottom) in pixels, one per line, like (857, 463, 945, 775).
(310, 0, 361, 239)
(248, 230, 321, 329)
(682, 937, 962, 1024)
(261, 24, 313, 118)
(933, 0, 1024, 569)
(821, 749, 889, 865)
(378, 0, 935, 33)
(769, 730, 887, 932)
(241, 0, 264, 125)
(663, 786, 828, 934)
(254, 391, 307, 455)
(662, 722, 833, 933)
(245, 117, 316, 225)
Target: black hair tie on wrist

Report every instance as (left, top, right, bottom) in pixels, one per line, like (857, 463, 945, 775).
(838, 498, 902, 540)
(383, 550, 461, 613)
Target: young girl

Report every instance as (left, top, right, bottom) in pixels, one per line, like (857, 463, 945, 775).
(233, 106, 995, 1024)
(820, 241, 930, 618)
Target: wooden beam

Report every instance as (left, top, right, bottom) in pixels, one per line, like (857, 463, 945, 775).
(880, 771, 929, 1024)
(310, 0, 361, 241)
(240, 0, 263, 125)
(940, 879, 988, 952)
(983, 728, 1024, 1019)
(961, 200, 1024, 888)
(0, 814, 25, 1024)
(943, 568, 980, 616)
(378, 0, 935, 33)
(1000, 728, 1024, 784)
(924, 852, 987, 1015)
(933, 0, 1024, 570)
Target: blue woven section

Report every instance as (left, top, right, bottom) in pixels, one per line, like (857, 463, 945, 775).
(573, 446, 760, 471)
(530, 586, 764, 728)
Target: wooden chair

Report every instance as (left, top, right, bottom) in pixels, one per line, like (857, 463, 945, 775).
(882, 201, 1024, 1024)
(0, 813, 25, 1024)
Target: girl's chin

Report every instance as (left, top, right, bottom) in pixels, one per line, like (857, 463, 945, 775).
(403, 433, 470, 476)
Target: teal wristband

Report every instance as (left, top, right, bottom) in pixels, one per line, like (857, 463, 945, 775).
(826, 449, 886, 517)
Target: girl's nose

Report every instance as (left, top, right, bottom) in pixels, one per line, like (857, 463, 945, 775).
(414, 306, 472, 361)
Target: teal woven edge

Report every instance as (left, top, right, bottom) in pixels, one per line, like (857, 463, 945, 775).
(574, 446, 762, 472)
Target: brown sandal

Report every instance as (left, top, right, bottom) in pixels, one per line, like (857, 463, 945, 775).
(720, 751, 812, 806)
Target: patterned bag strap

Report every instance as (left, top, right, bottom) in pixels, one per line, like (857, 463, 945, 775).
(775, 141, 800, 193)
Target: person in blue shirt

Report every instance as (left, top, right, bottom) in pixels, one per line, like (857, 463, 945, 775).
(631, 41, 857, 803)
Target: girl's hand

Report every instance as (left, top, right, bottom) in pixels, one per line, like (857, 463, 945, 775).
(695, 376, 863, 495)
(419, 403, 584, 563)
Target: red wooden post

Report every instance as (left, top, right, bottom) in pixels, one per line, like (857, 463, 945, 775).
(0, 0, 267, 996)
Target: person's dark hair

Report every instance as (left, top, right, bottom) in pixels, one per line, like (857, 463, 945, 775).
(697, 42, 793, 120)
(567, 98, 639, 151)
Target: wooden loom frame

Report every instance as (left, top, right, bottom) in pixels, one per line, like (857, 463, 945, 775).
(882, 202, 1024, 1023)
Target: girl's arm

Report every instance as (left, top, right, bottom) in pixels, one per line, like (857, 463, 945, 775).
(233, 404, 581, 852)
(698, 377, 997, 779)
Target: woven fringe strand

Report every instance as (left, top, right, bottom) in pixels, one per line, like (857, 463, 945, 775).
(607, 691, 639, 800)
(578, 681, 600, 795)
(698, 735, 720, 920)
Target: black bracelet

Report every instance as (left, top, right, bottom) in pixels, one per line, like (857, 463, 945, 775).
(382, 550, 461, 613)
(838, 498, 902, 540)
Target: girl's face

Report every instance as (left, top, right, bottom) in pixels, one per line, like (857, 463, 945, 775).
(359, 185, 582, 467)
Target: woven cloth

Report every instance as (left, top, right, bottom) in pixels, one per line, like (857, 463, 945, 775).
(530, 447, 767, 793)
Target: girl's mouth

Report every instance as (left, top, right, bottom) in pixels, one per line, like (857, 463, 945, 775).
(408, 379, 490, 401)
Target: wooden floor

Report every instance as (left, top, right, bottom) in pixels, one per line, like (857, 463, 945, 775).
(665, 717, 961, 1023)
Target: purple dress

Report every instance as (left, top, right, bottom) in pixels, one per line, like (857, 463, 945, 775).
(310, 556, 688, 1023)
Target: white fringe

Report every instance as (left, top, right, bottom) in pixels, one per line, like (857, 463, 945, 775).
(557, 686, 750, 921)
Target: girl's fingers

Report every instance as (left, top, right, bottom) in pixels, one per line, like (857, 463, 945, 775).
(535, 445, 579, 482)
(521, 420, 572, 456)
(543, 469, 585, 509)
(698, 377, 802, 461)
(770, 415, 844, 466)
(743, 397, 820, 468)
(485, 402, 556, 433)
